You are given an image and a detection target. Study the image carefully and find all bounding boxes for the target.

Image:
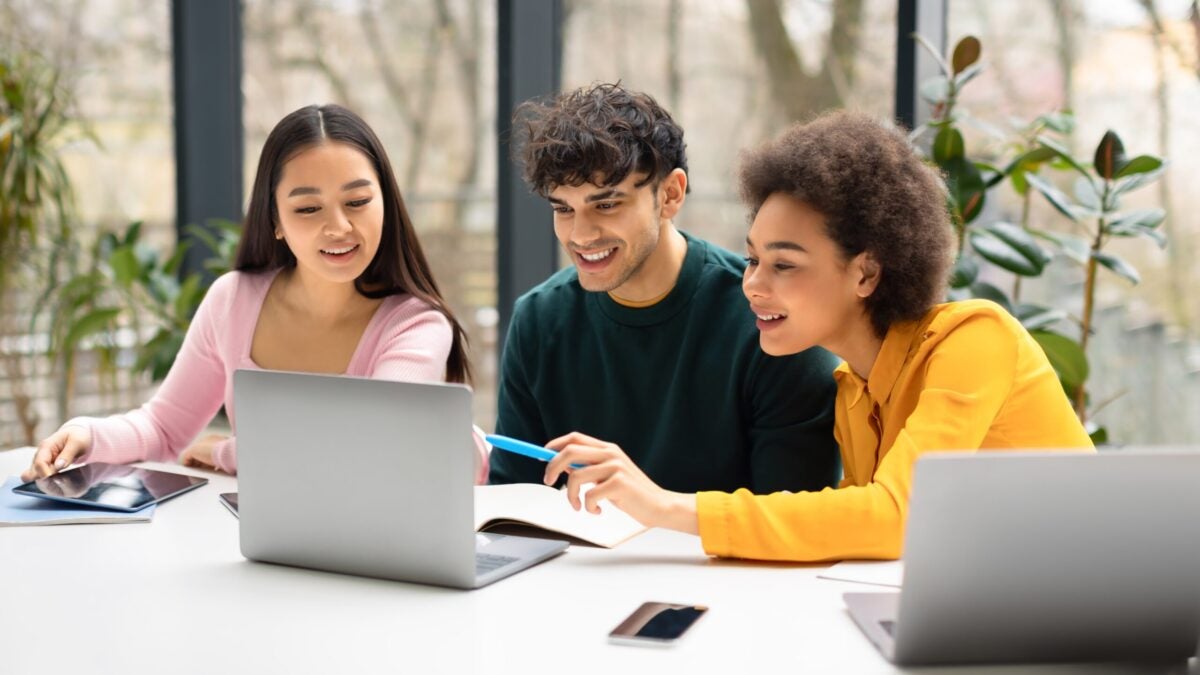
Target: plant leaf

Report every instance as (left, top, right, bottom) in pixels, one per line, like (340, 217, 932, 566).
(1108, 208, 1165, 232)
(984, 221, 1051, 264)
(933, 126, 965, 163)
(919, 76, 950, 105)
(1015, 304, 1068, 332)
(60, 307, 122, 355)
(953, 62, 983, 88)
(1108, 223, 1167, 248)
(1093, 130, 1127, 180)
(1073, 176, 1101, 211)
(949, 254, 979, 288)
(1003, 146, 1057, 176)
(109, 245, 139, 287)
(1025, 173, 1078, 222)
(1037, 136, 1092, 179)
(1035, 111, 1075, 134)
(1030, 329, 1089, 391)
(173, 274, 204, 320)
(943, 156, 987, 224)
(1009, 168, 1029, 195)
(122, 220, 143, 246)
(1093, 251, 1139, 284)
(951, 36, 982, 74)
(1115, 155, 1162, 178)
(1112, 166, 1165, 198)
(968, 281, 1014, 313)
(970, 231, 1044, 276)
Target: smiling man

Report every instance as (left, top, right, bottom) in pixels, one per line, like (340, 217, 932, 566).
(488, 83, 840, 495)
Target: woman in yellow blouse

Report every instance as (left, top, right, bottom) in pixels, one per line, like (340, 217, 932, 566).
(542, 110, 1094, 563)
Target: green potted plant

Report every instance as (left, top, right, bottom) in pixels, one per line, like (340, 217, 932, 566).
(911, 34, 1168, 442)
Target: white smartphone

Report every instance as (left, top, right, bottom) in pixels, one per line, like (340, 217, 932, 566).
(608, 602, 708, 647)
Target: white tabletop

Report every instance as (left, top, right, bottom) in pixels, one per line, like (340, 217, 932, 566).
(0, 447, 1190, 675)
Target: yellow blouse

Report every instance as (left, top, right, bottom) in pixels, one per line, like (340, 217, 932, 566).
(696, 299, 1094, 562)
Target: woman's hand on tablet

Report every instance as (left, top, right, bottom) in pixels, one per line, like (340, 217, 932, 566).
(21, 425, 93, 482)
(180, 434, 229, 472)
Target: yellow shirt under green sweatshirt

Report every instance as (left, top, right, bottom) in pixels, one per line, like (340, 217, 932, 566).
(696, 299, 1094, 562)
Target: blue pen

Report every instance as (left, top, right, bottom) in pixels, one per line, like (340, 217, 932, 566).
(486, 434, 586, 469)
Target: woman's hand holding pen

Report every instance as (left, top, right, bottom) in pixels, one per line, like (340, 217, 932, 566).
(543, 431, 699, 535)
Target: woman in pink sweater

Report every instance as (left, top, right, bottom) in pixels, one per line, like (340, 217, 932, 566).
(21, 104, 488, 483)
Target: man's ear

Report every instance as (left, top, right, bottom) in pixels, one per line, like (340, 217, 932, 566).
(658, 168, 687, 221)
(854, 251, 882, 299)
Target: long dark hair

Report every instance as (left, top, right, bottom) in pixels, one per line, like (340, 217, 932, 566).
(235, 104, 472, 384)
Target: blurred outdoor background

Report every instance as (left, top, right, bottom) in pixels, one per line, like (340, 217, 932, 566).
(2, 0, 1198, 449)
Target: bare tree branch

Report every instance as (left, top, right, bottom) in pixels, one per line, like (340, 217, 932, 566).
(292, 0, 359, 110)
(745, 0, 863, 121)
(358, 3, 417, 126)
(1141, 0, 1195, 333)
(667, 0, 683, 113)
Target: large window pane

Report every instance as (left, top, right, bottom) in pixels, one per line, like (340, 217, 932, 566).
(242, 0, 499, 427)
(948, 0, 1200, 442)
(0, 0, 173, 446)
(561, 0, 897, 254)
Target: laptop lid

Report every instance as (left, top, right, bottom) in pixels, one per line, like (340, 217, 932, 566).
(892, 450, 1200, 665)
(234, 369, 477, 588)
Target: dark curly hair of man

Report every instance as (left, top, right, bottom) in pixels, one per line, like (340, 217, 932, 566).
(514, 82, 689, 197)
(737, 110, 954, 338)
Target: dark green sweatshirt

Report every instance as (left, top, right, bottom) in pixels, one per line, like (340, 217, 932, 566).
(489, 232, 840, 494)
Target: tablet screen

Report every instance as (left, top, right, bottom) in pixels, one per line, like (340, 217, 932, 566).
(13, 463, 208, 512)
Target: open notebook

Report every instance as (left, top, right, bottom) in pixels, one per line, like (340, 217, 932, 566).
(474, 484, 648, 548)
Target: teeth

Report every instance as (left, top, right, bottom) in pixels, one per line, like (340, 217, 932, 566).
(756, 313, 784, 321)
(322, 244, 358, 255)
(579, 248, 614, 262)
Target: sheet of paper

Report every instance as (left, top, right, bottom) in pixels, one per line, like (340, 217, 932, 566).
(1, 476, 155, 526)
(817, 560, 904, 588)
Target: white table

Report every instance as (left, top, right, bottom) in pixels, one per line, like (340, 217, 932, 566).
(0, 447, 1191, 675)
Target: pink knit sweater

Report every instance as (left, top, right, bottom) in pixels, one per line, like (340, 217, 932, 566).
(66, 269, 488, 482)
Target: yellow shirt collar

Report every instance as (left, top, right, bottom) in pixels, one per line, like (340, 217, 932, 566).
(834, 312, 937, 410)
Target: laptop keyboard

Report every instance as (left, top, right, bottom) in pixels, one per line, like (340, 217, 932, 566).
(880, 620, 897, 637)
(475, 553, 519, 575)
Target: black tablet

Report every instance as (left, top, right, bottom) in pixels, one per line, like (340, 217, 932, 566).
(12, 462, 208, 512)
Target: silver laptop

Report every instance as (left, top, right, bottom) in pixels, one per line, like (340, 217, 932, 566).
(233, 369, 568, 589)
(845, 450, 1200, 666)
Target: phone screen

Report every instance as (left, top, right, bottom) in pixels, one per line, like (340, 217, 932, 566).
(609, 602, 708, 645)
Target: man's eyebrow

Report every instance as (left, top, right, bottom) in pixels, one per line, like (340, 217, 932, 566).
(585, 189, 626, 203)
(548, 196, 568, 206)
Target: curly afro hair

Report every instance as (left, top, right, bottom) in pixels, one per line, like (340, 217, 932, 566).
(513, 82, 688, 197)
(738, 110, 954, 337)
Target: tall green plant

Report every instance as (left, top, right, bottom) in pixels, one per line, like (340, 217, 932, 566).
(0, 53, 75, 282)
(34, 218, 242, 421)
(1025, 132, 1166, 421)
(0, 51, 83, 443)
(910, 34, 1169, 442)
